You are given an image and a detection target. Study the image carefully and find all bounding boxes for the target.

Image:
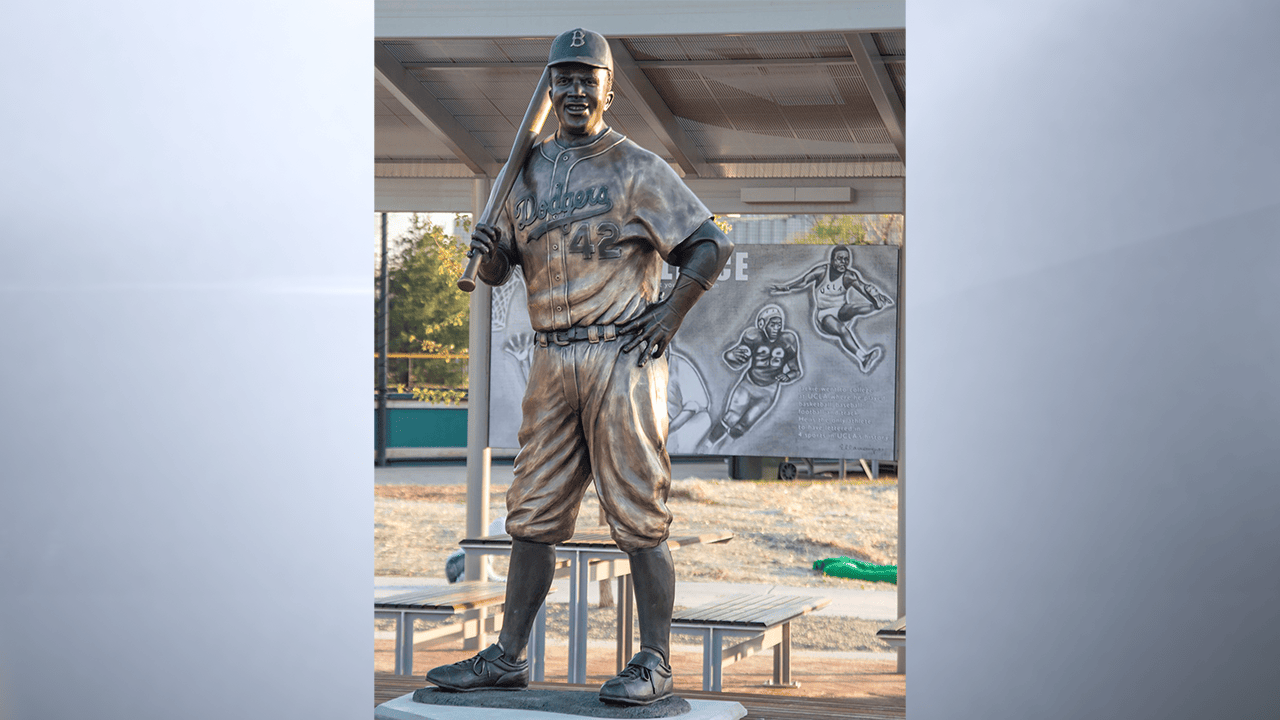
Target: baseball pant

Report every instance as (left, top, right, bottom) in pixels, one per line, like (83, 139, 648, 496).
(506, 338, 672, 554)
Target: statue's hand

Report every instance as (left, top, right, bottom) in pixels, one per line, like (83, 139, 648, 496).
(468, 223, 501, 258)
(619, 301, 685, 367)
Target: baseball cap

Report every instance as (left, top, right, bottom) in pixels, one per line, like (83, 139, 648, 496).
(547, 28, 613, 72)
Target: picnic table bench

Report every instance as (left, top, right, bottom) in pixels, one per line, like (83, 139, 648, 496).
(671, 593, 832, 691)
(876, 615, 905, 648)
(374, 581, 510, 676)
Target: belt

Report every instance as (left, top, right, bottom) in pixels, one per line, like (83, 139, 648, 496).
(535, 324, 620, 347)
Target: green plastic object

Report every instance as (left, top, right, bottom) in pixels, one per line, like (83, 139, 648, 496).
(813, 556, 897, 584)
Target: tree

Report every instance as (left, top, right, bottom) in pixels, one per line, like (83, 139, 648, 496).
(789, 214, 903, 246)
(380, 214, 471, 391)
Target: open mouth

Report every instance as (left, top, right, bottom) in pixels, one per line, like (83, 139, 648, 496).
(564, 101, 589, 116)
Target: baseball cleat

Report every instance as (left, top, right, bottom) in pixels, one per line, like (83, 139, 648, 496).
(599, 650, 674, 706)
(425, 643, 528, 692)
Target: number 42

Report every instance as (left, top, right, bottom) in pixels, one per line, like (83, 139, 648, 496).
(567, 221, 622, 260)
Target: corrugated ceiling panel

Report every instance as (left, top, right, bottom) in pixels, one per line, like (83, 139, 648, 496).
(794, 127, 854, 143)
(776, 96, 839, 107)
(676, 36, 757, 61)
(807, 33, 855, 58)
(675, 107, 731, 127)
(416, 78, 486, 99)
(496, 38, 551, 62)
(650, 77, 714, 101)
(622, 37, 687, 61)
(674, 117, 721, 147)
(605, 92, 641, 118)
(437, 97, 498, 116)
(702, 78, 760, 99)
(851, 128, 892, 145)
(622, 33, 856, 62)
(715, 97, 780, 115)
(785, 107, 849, 130)
(888, 65, 905, 105)
(381, 40, 446, 63)
(730, 114, 794, 139)
(430, 38, 509, 61)
(841, 107, 887, 129)
(873, 31, 905, 56)
(739, 35, 813, 59)
(649, 67, 704, 82)
(456, 115, 513, 133)
(472, 131, 515, 150)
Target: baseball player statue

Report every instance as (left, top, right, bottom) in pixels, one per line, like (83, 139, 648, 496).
(425, 28, 733, 706)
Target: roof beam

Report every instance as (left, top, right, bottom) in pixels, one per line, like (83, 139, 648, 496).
(401, 56, 904, 70)
(374, 43, 497, 176)
(607, 38, 709, 178)
(844, 32, 905, 163)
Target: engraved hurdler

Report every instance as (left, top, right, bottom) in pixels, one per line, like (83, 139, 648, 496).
(698, 304, 803, 451)
(425, 28, 733, 706)
(769, 244, 893, 373)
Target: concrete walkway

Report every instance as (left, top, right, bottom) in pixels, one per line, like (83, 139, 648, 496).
(375, 575, 896, 621)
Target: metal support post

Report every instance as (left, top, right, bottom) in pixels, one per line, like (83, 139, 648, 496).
(376, 212, 390, 466)
(465, 177, 493, 582)
(464, 178, 494, 651)
(895, 215, 906, 674)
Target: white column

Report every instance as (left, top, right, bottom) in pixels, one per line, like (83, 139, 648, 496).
(465, 176, 493, 583)
(895, 208, 906, 674)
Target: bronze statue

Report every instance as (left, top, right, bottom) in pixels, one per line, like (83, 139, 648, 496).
(426, 27, 733, 706)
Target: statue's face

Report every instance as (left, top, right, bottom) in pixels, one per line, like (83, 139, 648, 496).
(550, 63, 613, 138)
(764, 316, 783, 340)
(832, 248, 851, 272)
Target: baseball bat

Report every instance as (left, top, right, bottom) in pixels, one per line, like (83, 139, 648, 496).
(457, 68, 554, 292)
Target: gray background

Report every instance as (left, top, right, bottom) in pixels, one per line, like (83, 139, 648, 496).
(0, 2, 370, 719)
(1, 1, 1277, 720)
(489, 245, 899, 459)
(906, 0, 1280, 717)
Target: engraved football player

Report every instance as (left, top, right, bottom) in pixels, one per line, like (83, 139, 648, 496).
(769, 244, 893, 373)
(698, 304, 804, 451)
(425, 28, 733, 706)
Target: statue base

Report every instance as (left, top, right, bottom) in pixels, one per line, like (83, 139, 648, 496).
(374, 687, 746, 720)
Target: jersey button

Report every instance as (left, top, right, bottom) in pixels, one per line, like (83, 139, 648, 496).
(552, 244, 558, 250)
(555, 306, 563, 312)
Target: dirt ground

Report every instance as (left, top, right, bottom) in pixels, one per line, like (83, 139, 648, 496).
(376, 476, 901, 655)
(376, 476, 898, 588)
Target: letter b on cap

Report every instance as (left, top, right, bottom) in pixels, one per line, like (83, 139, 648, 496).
(547, 28, 613, 71)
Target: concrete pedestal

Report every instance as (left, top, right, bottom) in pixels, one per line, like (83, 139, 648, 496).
(374, 689, 747, 720)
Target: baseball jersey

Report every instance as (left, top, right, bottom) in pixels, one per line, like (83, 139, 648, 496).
(479, 129, 712, 332)
(734, 328, 801, 387)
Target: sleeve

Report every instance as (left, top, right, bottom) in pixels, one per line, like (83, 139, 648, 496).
(623, 148, 712, 262)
